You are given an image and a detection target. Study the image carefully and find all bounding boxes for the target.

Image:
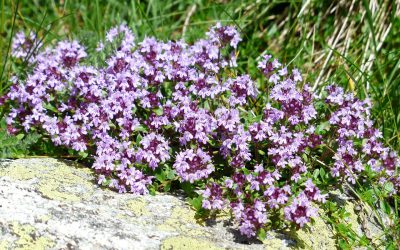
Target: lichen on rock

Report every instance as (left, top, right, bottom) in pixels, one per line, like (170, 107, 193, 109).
(161, 236, 222, 250)
(0, 158, 387, 249)
(10, 222, 55, 250)
(0, 158, 94, 202)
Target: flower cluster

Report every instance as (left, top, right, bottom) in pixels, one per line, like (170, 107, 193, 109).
(326, 85, 400, 185)
(137, 133, 170, 170)
(3, 23, 399, 239)
(11, 31, 41, 61)
(174, 148, 214, 183)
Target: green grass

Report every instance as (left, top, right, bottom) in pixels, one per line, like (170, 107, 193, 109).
(0, 0, 399, 247)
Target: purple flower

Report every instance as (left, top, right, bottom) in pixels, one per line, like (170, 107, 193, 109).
(174, 148, 214, 183)
(174, 108, 216, 145)
(55, 41, 87, 68)
(264, 185, 291, 208)
(201, 183, 224, 210)
(224, 75, 257, 106)
(11, 31, 40, 61)
(303, 179, 327, 203)
(136, 133, 170, 169)
(214, 107, 240, 133)
(206, 22, 242, 49)
(231, 200, 267, 237)
(284, 192, 318, 227)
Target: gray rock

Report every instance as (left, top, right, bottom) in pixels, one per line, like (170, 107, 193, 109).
(0, 158, 385, 249)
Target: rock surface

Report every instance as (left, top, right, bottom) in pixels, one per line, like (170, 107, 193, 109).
(0, 158, 384, 250)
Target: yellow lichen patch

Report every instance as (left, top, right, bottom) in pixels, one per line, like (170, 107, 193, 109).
(125, 198, 150, 216)
(214, 209, 231, 222)
(38, 179, 85, 201)
(263, 240, 287, 250)
(37, 162, 94, 202)
(170, 206, 198, 224)
(11, 222, 54, 250)
(37, 180, 81, 202)
(1, 159, 95, 202)
(0, 164, 37, 180)
(115, 213, 148, 227)
(158, 220, 210, 237)
(0, 240, 9, 250)
(161, 236, 222, 250)
(157, 205, 211, 237)
(288, 210, 336, 250)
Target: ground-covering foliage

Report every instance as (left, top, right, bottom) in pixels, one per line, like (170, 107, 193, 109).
(2, 22, 400, 249)
(1, 1, 400, 249)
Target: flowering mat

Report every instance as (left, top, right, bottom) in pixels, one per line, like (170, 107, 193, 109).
(1, 24, 398, 248)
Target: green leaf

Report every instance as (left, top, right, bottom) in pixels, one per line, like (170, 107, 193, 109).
(43, 103, 59, 113)
(242, 167, 250, 175)
(154, 108, 163, 116)
(338, 239, 350, 250)
(313, 169, 320, 180)
(316, 121, 330, 134)
(134, 125, 147, 133)
(361, 189, 376, 204)
(320, 168, 327, 181)
(78, 151, 88, 158)
(384, 182, 394, 194)
(337, 223, 350, 236)
(16, 134, 24, 140)
(181, 181, 194, 195)
(166, 169, 176, 180)
(148, 186, 156, 196)
(358, 235, 370, 246)
(379, 200, 391, 215)
(319, 168, 325, 177)
(189, 196, 203, 211)
(0, 129, 41, 158)
(136, 134, 143, 145)
(253, 114, 263, 123)
(385, 242, 397, 250)
(155, 171, 166, 182)
(67, 149, 75, 156)
(163, 182, 171, 192)
(257, 228, 266, 241)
